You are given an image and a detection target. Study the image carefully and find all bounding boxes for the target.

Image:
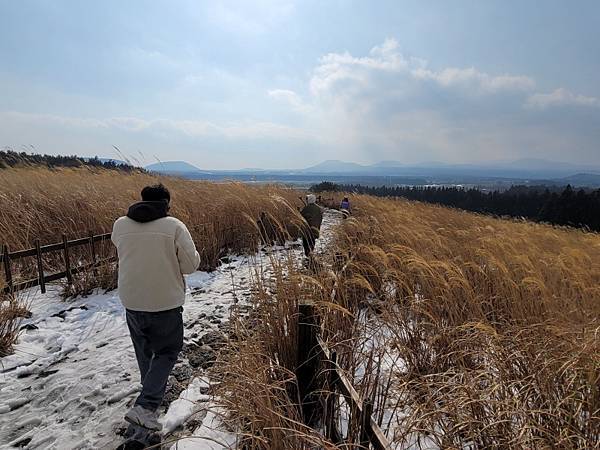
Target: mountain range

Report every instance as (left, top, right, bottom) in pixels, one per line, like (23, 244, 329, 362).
(301, 159, 600, 177)
(142, 158, 600, 185)
(145, 161, 213, 173)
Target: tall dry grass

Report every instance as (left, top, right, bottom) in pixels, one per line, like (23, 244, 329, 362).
(0, 167, 305, 286)
(214, 194, 599, 449)
(0, 166, 305, 354)
(339, 195, 600, 326)
(212, 255, 340, 449)
(332, 196, 600, 448)
(0, 294, 31, 357)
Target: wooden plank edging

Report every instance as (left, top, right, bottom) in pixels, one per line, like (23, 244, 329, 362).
(316, 335, 392, 450)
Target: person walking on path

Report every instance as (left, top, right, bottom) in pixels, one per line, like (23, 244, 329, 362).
(111, 184, 200, 431)
(300, 194, 323, 257)
(340, 197, 351, 216)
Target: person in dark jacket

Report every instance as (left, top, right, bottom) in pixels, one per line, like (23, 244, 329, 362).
(300, 194, 323, 257)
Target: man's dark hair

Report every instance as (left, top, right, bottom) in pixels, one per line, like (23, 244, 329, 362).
(141, 184, 171, 202)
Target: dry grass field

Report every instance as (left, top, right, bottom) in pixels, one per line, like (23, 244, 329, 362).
(335, 196, 600, 448)
(216, 195, 600, 449)
(2, 167, 598, 447)
(0, 167, 303, 266)
(0, 167, 305, 353)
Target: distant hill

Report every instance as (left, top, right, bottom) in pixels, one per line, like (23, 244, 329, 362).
(557, 173, 600, 187)
(142, 157, 600, 187)
(302, 160, 368, 173)
(497, 158, 589, 173)
(145, 161, 206, 174)
(299, 158, 600, 180)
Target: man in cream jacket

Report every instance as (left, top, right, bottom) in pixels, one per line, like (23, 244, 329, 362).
(111, 183, 200, 431)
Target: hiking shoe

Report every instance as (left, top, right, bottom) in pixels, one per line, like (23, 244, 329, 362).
(124, 405, 163, 431)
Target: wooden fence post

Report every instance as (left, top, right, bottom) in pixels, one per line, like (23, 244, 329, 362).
(35, 239, 46, 294)
(360, 399, 374, 449)
(89, 231, 99, 277)
(325, 351, 342, 443)
(297, 302, 322, 426)
(62, 234, 73, 285)
(2, 244, 13, 294)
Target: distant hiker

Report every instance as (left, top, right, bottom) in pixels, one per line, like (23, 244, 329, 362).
(300, 194, 323, 257)
(340, 196, 351, 219)
(340, 197, 351, 212)
(111, 184, 200, 431)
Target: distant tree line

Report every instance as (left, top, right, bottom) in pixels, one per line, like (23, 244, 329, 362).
(320, 183, 600, 232)
(310, 181, 341, 192)
(0, 149, 139, 172)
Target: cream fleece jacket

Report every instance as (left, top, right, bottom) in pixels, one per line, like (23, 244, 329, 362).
(111, 216, 201, 312)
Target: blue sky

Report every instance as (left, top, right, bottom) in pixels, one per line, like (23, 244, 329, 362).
(1, 0, 599, 169)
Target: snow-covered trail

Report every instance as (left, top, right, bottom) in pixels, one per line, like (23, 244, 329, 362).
(0, 209, 341, 450)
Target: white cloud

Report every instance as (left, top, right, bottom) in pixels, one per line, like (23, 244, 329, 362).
(0, 111, 311, 141)
(268, 39, 600, 164)
(309, 38, 410, 97)
(3, 35, 599, 167)
(268, 89, 310, 113)
(412, 67, 535, 93)
(308, 38, 535, 98)
(525, 88, 600, 109)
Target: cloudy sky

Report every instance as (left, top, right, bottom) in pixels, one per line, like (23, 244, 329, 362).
(1, 0, 599, 169)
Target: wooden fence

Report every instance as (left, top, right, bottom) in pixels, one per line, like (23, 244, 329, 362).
(1, 221, 271, 296)
(1, 233, 114, 295)
(297, 303, 392, 449)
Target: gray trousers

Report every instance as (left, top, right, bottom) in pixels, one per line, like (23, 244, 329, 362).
(126, 306, 183, 411)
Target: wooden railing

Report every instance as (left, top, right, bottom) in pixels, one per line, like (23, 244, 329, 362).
(318, 336, 391, 449)
(1, 233, 114, 294)
(297, 303, 392, 449)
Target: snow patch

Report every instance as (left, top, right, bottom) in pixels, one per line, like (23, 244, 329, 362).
(161, 377, 211, 434)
